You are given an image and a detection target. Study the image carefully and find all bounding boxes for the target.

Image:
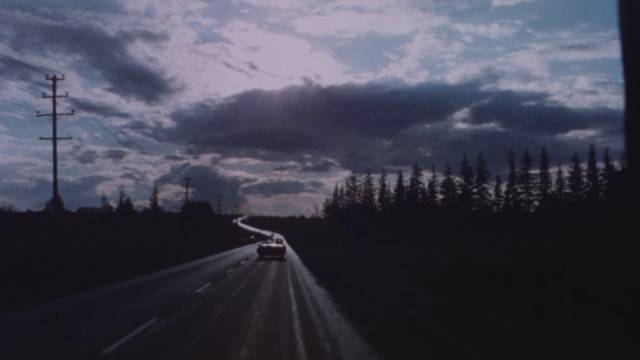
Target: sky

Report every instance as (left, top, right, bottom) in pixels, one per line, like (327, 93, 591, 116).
(0, 0, 624, 215)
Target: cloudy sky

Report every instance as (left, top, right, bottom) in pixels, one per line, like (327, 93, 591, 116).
(0, 0, 623, 214)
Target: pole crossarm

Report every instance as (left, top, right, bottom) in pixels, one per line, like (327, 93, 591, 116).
(39, 136, 72, 141)
(42, 92, 68, 99)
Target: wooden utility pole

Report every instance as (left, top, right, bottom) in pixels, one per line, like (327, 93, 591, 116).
(183, 177, 192, 204)
(36, 74, 74, 208)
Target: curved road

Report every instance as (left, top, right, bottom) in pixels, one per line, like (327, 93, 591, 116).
(1, 217, 380, 360)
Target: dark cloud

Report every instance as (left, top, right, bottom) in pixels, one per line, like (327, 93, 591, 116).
(104, 149, 128, 161)
(246, 61, 259, 71)
(164, 154, 187, 161)
(301, 158, 337, 172)
(150, 80, 622, 173)
(0, 54, 50, 86)
(221, 61, 253, 78)
(156, 164, 246, 208)
(158, 82, 483, 158)
(71, 146, 130, 164)
(0, 0, 123, 14)
(308, 180, 325, 189)
(271, 158, 336, 173)
(467, 91, 621, 135)
(6, 17, 175, 104)
(70, 98, 129, 118)
(242, 180, 307, 197)
(75, 150, 99, 164)
(273, 165, 297, 172)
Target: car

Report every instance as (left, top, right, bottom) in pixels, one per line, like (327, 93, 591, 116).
(257, 237, 286, 260)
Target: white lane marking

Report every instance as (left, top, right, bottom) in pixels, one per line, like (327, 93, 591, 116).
(287, 264, 308, 360)
(100, 318, 157, 355)
(195, 283, 211, 293)
(237, 264, 278, 360)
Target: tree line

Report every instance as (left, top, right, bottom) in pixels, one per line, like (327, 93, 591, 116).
(323, 144, 622, 220)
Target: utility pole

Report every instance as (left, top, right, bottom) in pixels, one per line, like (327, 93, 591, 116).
(183, 177, 192, 204)
(36, 74, 74, 210)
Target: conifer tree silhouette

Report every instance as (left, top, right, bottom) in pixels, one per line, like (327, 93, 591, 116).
(392, 170, 406, 213)
(568, 153, 585, 202)
(474, 153, 490, 211)
(458, 153, 474, 209)
(538, 147, 552, 208)
(586, 144, 600, 203)
(425, 165, 438, 208)
(504, 150, 518, 211)
(377, 168, 391, 215)
(440, 164, 457, 208)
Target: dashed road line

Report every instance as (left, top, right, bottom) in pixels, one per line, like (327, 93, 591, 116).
(195, 283, 211, 293)
(100, 318, 157, 355)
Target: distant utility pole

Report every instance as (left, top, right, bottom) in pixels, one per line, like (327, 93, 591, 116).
(36, 74, 74, 208)
(183, 177, 192, 204)
(216, 194, 223, 214)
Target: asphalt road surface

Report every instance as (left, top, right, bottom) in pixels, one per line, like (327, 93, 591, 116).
(0, 217, 380, 360)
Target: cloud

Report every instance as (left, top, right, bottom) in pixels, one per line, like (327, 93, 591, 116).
(293, 7, 447, 38)
(0, 54, 49, 86)
(156, 163, 247, 209)
(104, 149, 129, 161)
(490, 0, 532, 8)
(150, 78, 622, 173)
(242, 179, 307, 197)
(453, 20, 522, 39)
(70, 98, 130, 118)
(5, 17, 176, 104)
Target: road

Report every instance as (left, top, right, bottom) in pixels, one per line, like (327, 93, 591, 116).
(0, 217, 380, 360)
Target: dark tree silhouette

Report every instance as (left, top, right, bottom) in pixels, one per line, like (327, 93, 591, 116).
(555, 162, 566, 199)
(568, 153, 585, 202)
(361, 169, 377, 216)
(538, 147, 552, 208)
(116, 186, 136, 214)
(320, 145, 620, 220)
(181, 200, 214, 217)
(458, 153, 474, 210)
(493, 175, 503, 212)
(377, 168, 391, 215)
(504, 150, 518, 211)
(440, 164, 457, 208)
(425, 166, 438, 208)
(148, 183, 162, 213)
(337, 185, 346, 213)
(407, 161, 424, 211)
(100, 192, 114, 213)
(586, 144, 600, 203)
(322, 187, 335, 219)
(474, 153, 490, 211)
(392, 170, 406, 212)
(518, 149, 534, 212)
(344, 173, 360, 215)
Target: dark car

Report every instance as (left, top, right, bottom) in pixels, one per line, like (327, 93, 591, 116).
(257, 238, 286, 260)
